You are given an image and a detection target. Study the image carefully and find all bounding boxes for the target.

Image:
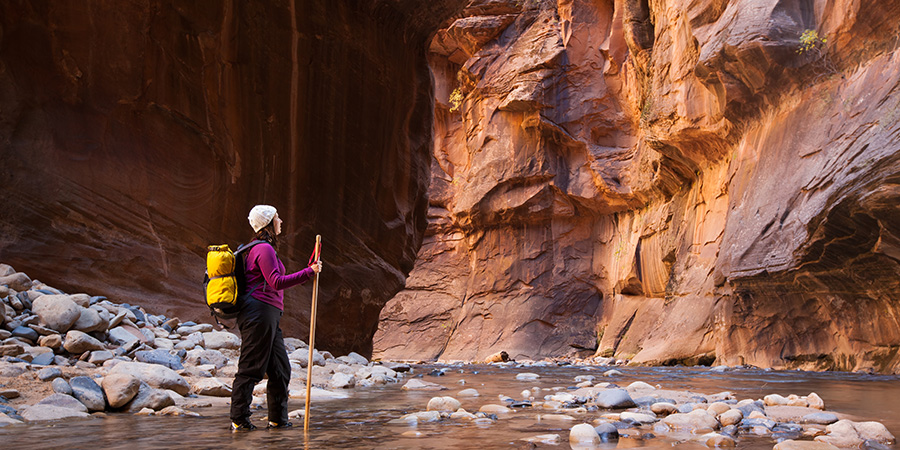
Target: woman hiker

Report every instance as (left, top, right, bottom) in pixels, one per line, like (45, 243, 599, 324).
(230, 204, 322, 431)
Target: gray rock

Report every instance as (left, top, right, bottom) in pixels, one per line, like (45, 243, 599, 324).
(123, 382, 174, 412)
(135, 349, 184, 370)
(31, 295, 81, 332)
(107, 326, 139, 345)
(11, 326, 38, 342)
(596, 389, 636, 409)
(102, 372, 141, 409)
(594, 422, 620, 442)
(63, 330, 105, 354)
(37, 393, 89, 413)
(737, 400, 766, 417)
(741, 417, 776, 430)
(38, 367, 63, 381)
(288, 348, 325, 367)
(176, 324, 213, 335)
(52, 377, 73, 395)
(21, 404, 91, 422)
(184, 348, 228, 369)
(69, 376, 106, 412)
(72, 307, 108, 333)
(109, 361, 190, 395)
(802, 412, 839, 425)
(31, 352, 55, 366)
(88, 350, 114, 365)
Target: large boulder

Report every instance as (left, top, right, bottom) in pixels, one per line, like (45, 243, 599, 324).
(32, 295, 81, 333)
(102, 373, 141, 409)
(63, 330, 105, 354)
(0, 273, 32, 291)
(108, 362, 190, 395)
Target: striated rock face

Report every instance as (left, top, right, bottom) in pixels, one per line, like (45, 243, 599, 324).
(0, 0, 466, 355)
(374, 0, 900, 372)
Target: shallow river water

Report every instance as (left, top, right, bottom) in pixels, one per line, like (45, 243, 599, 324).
(2, 364, 899, 449)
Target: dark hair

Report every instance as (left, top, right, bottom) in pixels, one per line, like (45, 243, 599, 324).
(254, 220, 278, 249)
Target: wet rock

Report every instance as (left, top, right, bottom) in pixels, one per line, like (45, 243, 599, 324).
(0, 411, 22, 426)
(135, 349, 183, 370)
(775, 440, 841, 450)
(765, 394, 789, 406)
(427, 396, 461, 412)
(329, 372, 356, 389)
(191, 378, 232, 397)
(863, 440, 893, 450)
(37, 393, 89, 413)
(102, 372, 141, 408)
(52, 377, 73, 395)
(802, 412, 839, 425)
(737, 400, 766, 417)
(516, 372, 539, 381)
(658, 410, 718, 434)
(705, 433, 736, 448)
(595, 389, 636, 409)
(109, 361, 190, 395)
(621, 411, 657, 424)
(742, 417, 776, 430)
(570, 423, 601, 444)
(816, 420, 864, 448)
(21, 404, 92, 422)
(521, 434, 560, 445)
(32, 295, 81, 332)
(401, 379, 446, 391)
(627, 381, 655, 390)
(457, 388, 479, 397)
(63, 330, 105, 354)
(479, 404, 511, 414)
(200, 331, 240, 350)
(707, 402, 731, 416)
(122, 382, 175, 412)
(594, 422, 619, 442)
(70, 376, 106, 412)
(719, 409, 743, 426)
(852, 421, 896, 444)
(38, 367, 63, 381)
(807, 392, 825, 410)
(604, 369, 622, 377)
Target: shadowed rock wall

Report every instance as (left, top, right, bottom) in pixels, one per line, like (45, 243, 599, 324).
(373, 0, 900, 372)
(0, 0, 466, 355)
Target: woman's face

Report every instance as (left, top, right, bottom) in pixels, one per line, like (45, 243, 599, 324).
(273, 214, 283, 235)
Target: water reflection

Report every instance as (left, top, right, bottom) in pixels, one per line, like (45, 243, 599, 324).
(1, 365, 897, 449)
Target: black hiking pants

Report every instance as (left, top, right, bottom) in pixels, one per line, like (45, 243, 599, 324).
(230, 297, 291, 426)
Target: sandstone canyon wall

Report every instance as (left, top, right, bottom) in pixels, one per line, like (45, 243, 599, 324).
(0, 0, 466, 355)
(373, 0, 900, 373)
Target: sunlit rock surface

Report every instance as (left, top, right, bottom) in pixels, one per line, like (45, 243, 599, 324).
(374, 0, 900, 372)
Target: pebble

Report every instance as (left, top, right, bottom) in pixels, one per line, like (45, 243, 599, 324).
(521, 434, 560, 445)
(457, 388, 479, 397)
(515, 373, 539, 381)
(31, 352, 55, 366)
(52, 377, 73, 395)
(479, 404, 511, 414)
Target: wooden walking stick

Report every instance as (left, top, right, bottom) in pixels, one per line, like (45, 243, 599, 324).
(304, 235, 321, 434)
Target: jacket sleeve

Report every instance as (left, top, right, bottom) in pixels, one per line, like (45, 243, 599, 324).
(256, 244, 314, 291)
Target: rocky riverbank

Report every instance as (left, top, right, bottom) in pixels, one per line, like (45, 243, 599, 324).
(0, 264, 408, 425)
(395, 365, 896, 449)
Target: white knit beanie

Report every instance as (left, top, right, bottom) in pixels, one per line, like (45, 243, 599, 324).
(248, 205, 277, 233)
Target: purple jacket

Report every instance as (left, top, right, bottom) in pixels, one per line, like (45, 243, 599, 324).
(244, 242, 314, 310)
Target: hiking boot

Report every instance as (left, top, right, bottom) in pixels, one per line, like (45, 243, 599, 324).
(267, 421, 293, 429)
(231, 421, 258, 432)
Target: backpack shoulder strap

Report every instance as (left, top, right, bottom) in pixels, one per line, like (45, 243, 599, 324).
(235, 240, 267, 256)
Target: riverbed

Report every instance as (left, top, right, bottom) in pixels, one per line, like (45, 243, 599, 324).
(2, 364, 898, 449)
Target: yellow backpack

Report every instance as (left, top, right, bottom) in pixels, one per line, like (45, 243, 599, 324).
(203, 240, 265, 321)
